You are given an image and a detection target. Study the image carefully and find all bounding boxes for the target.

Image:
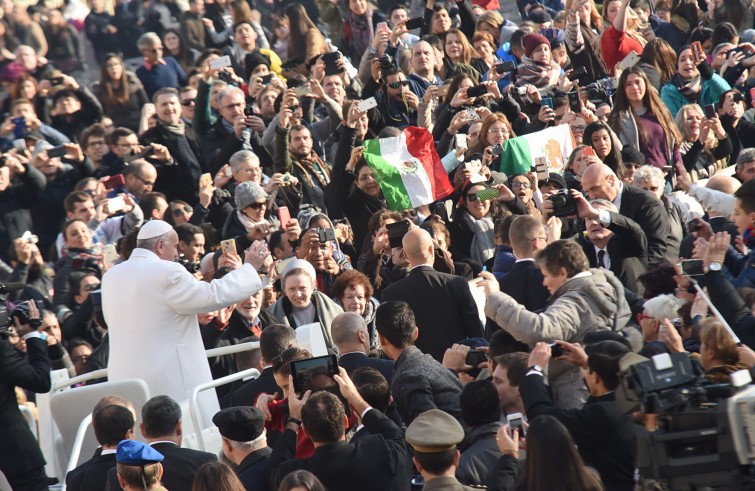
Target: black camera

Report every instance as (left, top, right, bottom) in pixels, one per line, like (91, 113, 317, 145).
(11, 300, 44, 328)
(218, 71, 232, 82)
(378, 54, 396, 70)
(548, 189, 577, 218)
(177, 255, 200, 274)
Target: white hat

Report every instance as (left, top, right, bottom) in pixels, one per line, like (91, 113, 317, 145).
(137, 220, 173, 240)
(281, 259, 317, 284)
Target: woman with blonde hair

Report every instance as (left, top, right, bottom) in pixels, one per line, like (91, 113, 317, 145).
(597, 0, 648, 75)
(284, 3, 327, 74)
(675, 103, 732, 180)
(444, 28, 484, 80)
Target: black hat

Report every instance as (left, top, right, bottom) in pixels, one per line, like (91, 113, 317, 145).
(213, 407, 265, 442)
(538, 172, 566, 190)
(621, 146, 646, 166)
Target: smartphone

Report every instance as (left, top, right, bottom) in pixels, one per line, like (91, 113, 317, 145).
(225, 165, 234, 178)
(506, 412, 525, 437)
(567, 91, 581, 113)
(541, 97, 553, 109)
(244, 105, 254, 117)
(617, 50, 641, 71)
(278, 206, 291, 228)
(581, 146, 596, 158)
(495, 61, 516, 74)
(11, 116, 25, 139)
(475, 187, 500, 202)
(107, 196, 126, 213)
(103, 243, 119, 267)
(317, 227, 336, 243)
(681, 259, 705, 277)
(358, 97, 378, 112)
(291, 354, 339, 394)
(12, 139, 26, 152)
(436, 84, 450, 97)
(103, 174, 125, 190)
(570, 66, 587, 79)
(466, 84, 488, 98)
(260, 73, 273, 85)
(687, 218, 700, 233)
(199, 172, 212, 188)
(220, 238, 237, 256)
(293, 84, 311, 97)
(704, 103, 717, 119)
(209, 55, 232, 70)
(46, 146, 67, 159)
(549, 342, 565, 358)
(490, 142, 505, 157)
(387, 220, 411, 248)
(123, 145, 154, 164)
(321, 51, 342, 76)
(465, 350, 487, 366)
(376, 21, 388, 32)
(534, 156, 549, 180)
(405, 17, 426, 30)
(50, 76, 64, 86)
(455, 133, 468, 150)
(691, 41, 704, 60)
(274, 256, 297, 275)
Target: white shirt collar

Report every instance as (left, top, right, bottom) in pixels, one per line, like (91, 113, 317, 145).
(515, 258, 535, 263)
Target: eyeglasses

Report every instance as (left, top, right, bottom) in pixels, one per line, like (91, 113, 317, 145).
(511, 181, 531, 189)
(637, 312, 652, 322)
(133, 174, 155, 186)
(570, 125, 587, 132)
(71, 355, 90, 364)
(83, 282, 100, 292)
(181, 99, 196, 106)
(387, 80, 409, 89)
(466, 193, 482, 202)
(172, 205, 193, 216)
(246, 202, 266, 210)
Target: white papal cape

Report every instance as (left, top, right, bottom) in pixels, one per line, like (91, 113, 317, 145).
(102, 248, 262, 426)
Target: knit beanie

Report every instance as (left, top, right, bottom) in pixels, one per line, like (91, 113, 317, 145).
(234, 181, 269, 210)
(522, 33, 550, 58)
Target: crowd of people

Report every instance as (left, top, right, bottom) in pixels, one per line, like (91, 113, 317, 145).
(6, 0, 755, 488)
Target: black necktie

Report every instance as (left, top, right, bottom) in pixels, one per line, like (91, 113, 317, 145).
(597, 250, 606, 269)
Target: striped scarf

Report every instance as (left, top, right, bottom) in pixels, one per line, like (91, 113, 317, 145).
(295, 153, 331, 189)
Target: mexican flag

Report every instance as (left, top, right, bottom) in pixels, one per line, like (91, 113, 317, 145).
(499, 125, 576, 176)
(363, 127, 454, 211)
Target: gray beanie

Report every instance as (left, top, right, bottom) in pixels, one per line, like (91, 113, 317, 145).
(235, 181, 269, 210)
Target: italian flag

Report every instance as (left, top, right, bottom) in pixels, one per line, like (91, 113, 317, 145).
(499, 125, 576, 176)
(363, 127, 454, 211)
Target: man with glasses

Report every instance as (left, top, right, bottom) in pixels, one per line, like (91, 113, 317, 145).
(80, 124, 109, 173)
(478, 239, 631, 409)
(141, 87, 207, 204)
(200, 86, 271, 173)
(95, 127, 139, 178)
(135, 32, 187, 100)
(575, 197, 647, 294)
(580, 163, 669, 268)
(122, 160, 158, 201)
(374, 67, 419, 130)
(179, 87, 197, 130)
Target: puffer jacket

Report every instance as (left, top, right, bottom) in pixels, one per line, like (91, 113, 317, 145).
(484, 268, 631, 408)
(456, 422, 502, 487)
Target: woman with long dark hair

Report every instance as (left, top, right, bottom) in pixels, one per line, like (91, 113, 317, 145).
(192, 462, 245, 491)
(163, 28, 197, 73)
(638, 38, 678, 89)
(285, 3, 327, 74)
(92, 54, 149, 131)
(278, 470, 328, 491)
(491, 415, 604, 491)
(609, 66, 683, 170)
(582, 121, 627, 179)
(660, 45, 730, 118)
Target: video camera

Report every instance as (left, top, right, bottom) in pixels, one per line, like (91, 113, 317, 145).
(618, 352, 755, 490)
(0, 283, 36, 339)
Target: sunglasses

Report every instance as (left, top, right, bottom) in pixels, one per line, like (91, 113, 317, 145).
(246, 202, 266, 210)
(388, 80, 410, 89)
(181, 99, 196, 106)
(71, 355, 89, 364)
(84, 283, 101, 292)
(172, 205, 193, 216)
(466, 193, 482, 202)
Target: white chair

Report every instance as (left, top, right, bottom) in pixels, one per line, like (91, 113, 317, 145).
(48, 378, 150, 480)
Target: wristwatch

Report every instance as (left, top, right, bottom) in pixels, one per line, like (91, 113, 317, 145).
(526, 365, 543, 377)
(708, 262, 722, 272)
(285, 417, 302, 428)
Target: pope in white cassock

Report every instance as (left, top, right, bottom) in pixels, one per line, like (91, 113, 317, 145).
(102, 220, 272, 426)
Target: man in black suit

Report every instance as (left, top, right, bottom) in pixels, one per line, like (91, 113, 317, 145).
(581, 163, 669, 268)
(108, 395, 216, 491)
(0, 321, 51, 491)
(266, 368, 410, 491)
(575, 196, 648, 294)
(522, 340, 637, 491)
(499, 215, 549, 311)
(333, 312, 394, 383)
(67, 404, 135, 491)
(214, 406, 270, 491)
(381, 228, 483, 361)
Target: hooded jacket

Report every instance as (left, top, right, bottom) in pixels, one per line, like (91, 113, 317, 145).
(485, 268, 631, 408)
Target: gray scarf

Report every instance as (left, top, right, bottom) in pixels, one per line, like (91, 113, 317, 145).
(462, 212, 495, 264)
(159, 119, 186, 136)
